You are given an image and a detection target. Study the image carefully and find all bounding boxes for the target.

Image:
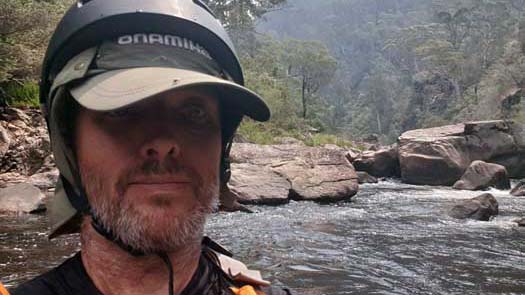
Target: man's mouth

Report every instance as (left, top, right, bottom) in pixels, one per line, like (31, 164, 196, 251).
(126, 176, 192, 194)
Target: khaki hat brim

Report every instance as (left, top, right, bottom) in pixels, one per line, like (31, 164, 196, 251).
(70, 67, 270, 121)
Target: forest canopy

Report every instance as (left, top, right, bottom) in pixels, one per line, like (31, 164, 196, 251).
(1, 0, 524, 144)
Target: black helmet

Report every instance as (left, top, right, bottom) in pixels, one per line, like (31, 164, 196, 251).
(43, 0, 270, 239)
(41, 0, 245, 107)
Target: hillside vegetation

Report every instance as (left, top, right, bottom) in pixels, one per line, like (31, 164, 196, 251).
(258, 0, 525, 142)
(1, 0, 524, 146)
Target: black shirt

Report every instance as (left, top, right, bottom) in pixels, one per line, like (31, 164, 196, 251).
(10, 249, 291, 295)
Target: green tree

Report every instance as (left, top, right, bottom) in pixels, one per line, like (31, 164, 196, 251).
(0, 0, 71, 105)
(283, 39, 337, 119)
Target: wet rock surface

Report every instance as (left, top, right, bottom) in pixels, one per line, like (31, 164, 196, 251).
(449, 193, 499, 221)
(453, 161, 510, 191)
(510, 181, 525, 196)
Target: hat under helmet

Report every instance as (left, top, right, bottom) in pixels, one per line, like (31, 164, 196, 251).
(41, 0, 270, 238)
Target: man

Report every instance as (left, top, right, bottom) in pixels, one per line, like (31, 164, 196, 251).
(8, 1, 291, 294)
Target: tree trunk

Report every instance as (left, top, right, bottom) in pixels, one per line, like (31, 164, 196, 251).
(302, 76, 307, 118)
(376, 110, 382, 134)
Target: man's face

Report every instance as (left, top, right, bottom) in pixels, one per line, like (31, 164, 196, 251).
(74, 89, 222, 253)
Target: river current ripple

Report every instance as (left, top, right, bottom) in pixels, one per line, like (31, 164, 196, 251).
(1, 180, 524, 294)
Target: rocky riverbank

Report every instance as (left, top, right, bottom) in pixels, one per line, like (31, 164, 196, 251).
(350, 120, 525, 190)
(0, 107, 360, 213)
(0, 108, 523, 226)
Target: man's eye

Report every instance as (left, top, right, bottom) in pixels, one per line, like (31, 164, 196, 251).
(181, 105, 209, 123)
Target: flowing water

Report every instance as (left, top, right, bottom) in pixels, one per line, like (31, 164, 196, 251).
(1, 180, 524, 294)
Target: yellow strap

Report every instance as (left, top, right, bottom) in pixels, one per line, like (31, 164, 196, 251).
(230, 285, 266, 295)
(0, 282, 10, 295)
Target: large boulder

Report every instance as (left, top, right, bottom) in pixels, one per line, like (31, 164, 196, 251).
(453, 161, 510, 190)
(399, 121, 525, 185)
(230, 143, 359, 203)
(229, 163, 290, 205)
(510, 181, 525, 196)
(0, 183, 45, 213)
(449, 193, 499, 221)
(352, 145, 400, 177)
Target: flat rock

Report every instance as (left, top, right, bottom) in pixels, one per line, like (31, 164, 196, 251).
(449, 193, 499, 221)
(352, 145, 400, 177)
(399, 121, 525, 185)
(0, 183, 45, 213)
(229, 163, 290, 205)
(275, 162, 358, 202)
(357, 171, 378, 184)
(516, 218, 525, 227)
(510, 181, 525, 196)
(453, 161, 510, 190)
(230, 143, 359, 203)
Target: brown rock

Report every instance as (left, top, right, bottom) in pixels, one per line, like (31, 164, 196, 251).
(516, 218, 525, 227)
(510, 181, 525, 196)
(0, 183, 45, 213)
(0, 107, 51, 175)
(399, 120, 525, 185)
(449, 193, 499, 221)
(231, 143, 359, 203)
(229, 163, 290, 205)
(453, 161, 511, 190)
(0, 172, 27, 188)
(352, 145, 399, 177)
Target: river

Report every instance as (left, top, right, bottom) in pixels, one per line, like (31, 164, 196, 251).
(1, 180, 524, 294)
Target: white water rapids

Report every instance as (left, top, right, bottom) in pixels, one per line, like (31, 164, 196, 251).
(1, 180, 524, 294)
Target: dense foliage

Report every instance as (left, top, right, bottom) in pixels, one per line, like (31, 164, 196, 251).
(2, 0, 523, 145)
(259, 0, 525, 142)
(0, 0, 70, 106)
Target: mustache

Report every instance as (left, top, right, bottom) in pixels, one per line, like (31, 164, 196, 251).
(115, 157, 198, 195)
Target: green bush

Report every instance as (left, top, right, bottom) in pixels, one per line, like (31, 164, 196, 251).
(304, 133, 355, 148)
(2, 81, 40, 107)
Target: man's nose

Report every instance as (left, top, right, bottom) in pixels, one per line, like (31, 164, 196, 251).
(139, 137, 180, 160)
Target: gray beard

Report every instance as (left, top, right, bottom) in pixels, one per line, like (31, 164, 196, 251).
(79, 160, 219, 254)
